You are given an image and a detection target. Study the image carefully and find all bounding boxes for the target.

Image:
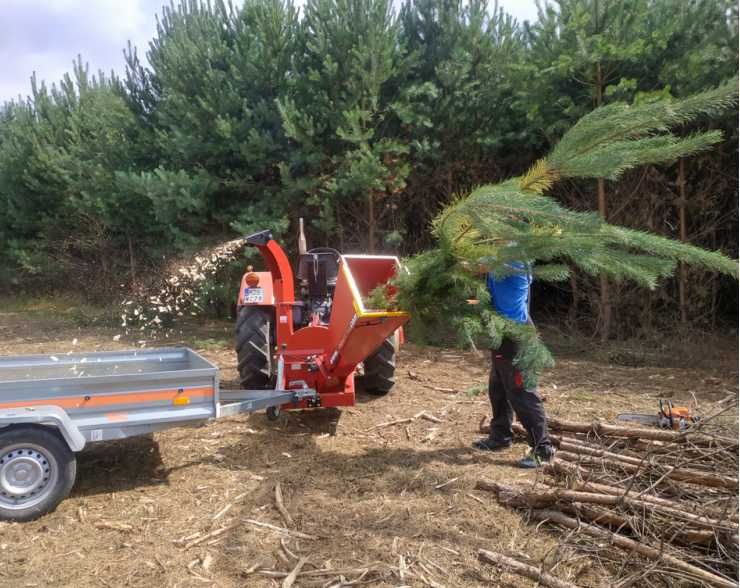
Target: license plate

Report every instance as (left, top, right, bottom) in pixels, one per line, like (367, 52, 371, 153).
(244, 287, 264, 303)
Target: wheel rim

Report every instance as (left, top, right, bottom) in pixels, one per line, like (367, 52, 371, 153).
(0, 443, 58, 510)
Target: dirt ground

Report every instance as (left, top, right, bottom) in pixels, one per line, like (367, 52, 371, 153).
(0, 299, 737, 587)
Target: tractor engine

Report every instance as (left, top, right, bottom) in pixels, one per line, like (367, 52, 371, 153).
(295, 247, 341, 328)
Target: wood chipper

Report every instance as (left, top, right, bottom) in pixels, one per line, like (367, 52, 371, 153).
(235, 223, 409, 418)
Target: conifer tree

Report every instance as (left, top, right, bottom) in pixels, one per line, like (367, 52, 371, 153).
(278, 0, 407, 251)
(121, 0, 299, 247)
(383, 82, 739, 386)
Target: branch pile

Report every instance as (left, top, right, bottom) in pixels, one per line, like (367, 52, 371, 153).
(478, 397, 739, 587)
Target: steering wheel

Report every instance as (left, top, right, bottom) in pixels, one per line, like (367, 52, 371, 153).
(307, 247, 342, 262)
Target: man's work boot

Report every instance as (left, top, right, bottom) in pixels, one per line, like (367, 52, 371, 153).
(472, 437, 512, 452)
(517, 447, 555, 469)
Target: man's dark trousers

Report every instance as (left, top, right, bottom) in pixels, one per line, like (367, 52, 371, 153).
(488, 338, 553, 457)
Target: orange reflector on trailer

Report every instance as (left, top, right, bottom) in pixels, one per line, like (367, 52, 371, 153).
(173, 396, 190, 406)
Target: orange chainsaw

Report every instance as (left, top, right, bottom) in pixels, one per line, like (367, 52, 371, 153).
(617, 399, 700, 431)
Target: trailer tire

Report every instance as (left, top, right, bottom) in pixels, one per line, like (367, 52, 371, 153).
(0, 425, 76, 522)
(360, 337, 396, 396)
(235, 306, 275, 389)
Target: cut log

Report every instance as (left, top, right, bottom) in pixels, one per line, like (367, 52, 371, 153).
(480, 479, 729, 549)
(557, 440, 646, 467)
(479, 420, 528, 437)
(530, 509, 736, 588)
(556, 451, 738, 490)
(367, 417, 414, 431)
(241, 519, 317, 540)
(476, 479, 737, 532)
(561, 502, 629, 529)
(478, 549, 579, 588)
(282, 556, 308, 588)
(547, 417, 736, 448)
(480, 416, 736, 447)
(561, 503, 716, 547)
(546, 460, 737, 522)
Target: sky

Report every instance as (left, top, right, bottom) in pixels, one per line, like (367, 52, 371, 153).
(0, 0, 541, 103)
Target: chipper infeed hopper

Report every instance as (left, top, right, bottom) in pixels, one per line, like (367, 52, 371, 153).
(236, 230, 410, 412)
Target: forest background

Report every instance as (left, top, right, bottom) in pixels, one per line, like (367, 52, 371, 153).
(0, 0, 737, 339)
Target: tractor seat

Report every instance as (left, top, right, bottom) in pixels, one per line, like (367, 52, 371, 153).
(297, 249, 340, 297)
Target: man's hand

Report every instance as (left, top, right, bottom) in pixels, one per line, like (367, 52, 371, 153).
(459, 260, 487, 275)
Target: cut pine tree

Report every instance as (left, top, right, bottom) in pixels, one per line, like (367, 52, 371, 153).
(383, 80, 739, 386)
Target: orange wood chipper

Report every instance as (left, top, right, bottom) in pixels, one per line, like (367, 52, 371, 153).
(234, 223, 409, 418)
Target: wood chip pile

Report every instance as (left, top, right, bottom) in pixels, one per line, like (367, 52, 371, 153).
(477, 396, 739, 587)
(120, 237, 246, 335)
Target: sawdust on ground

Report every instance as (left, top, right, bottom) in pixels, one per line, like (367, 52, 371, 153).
(0, 303, 736, 587)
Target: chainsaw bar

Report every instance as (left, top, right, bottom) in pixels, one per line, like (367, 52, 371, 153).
(617, 399, 700, 431)
(617, 413, 660, 427)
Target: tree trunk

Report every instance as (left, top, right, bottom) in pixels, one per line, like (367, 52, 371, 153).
(594, 62, 610, 340)
(127, 233, 136, 285)
(711, 226, 718, 328)
(597, 178, 610, 340)
(677, 158, 688, 326)
(367, 191, 375, 253)
(568, 271, 578, 328)
(336, 204, 346, 252)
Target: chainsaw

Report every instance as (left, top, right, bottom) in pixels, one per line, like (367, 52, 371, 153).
(617, 399, 700, 431)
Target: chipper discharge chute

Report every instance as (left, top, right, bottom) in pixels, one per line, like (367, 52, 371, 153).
(234, 225, 409, 417)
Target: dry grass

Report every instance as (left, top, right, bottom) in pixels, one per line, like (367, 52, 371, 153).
(0, 306, 736, 587)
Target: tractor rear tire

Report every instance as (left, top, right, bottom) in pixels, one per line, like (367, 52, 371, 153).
(235, 306, 275, 389)
(360, 337, 396, 396)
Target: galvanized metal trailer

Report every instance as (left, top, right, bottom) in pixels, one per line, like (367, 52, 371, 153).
(0, 347, 316, 521)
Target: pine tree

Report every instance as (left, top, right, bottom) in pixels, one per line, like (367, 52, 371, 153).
(0, 59, 143, 291)
(384, 81, 739, 386)
(396, 0, 525, 247)
(278, 0, 407, 251)
(121, 0, 299, 248)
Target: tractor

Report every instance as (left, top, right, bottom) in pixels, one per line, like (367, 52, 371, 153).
(235, 221, 409, 416)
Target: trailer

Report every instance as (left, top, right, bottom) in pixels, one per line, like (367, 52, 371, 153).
(0, 347, 316, 521)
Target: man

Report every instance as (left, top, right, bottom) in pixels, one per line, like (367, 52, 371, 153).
(472, 261, 555, 468)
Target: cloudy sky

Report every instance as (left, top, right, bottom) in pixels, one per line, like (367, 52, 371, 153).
(1, 0, 540, 103)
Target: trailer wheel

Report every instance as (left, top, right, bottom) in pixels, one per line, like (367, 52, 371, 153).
(0, 425, 76, 522)
(236, 306, 275, 389)
(360, 336, 397, 396)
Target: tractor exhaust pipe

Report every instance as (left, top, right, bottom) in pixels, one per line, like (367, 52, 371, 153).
(298, 217, 307, 255)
